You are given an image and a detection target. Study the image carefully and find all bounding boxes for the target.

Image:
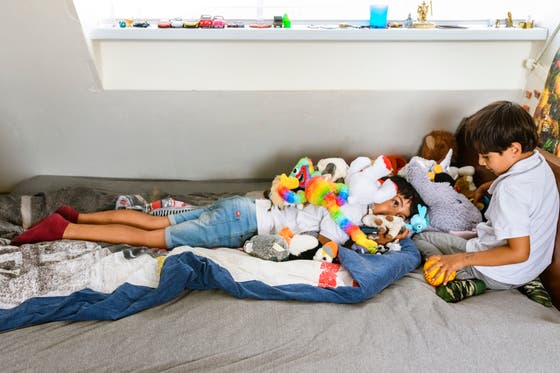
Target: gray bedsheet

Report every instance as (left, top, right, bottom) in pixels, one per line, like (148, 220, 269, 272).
(1, 176, 559, 372)
(2, 272, 559, 372)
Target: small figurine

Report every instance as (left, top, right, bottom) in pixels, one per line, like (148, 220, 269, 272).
(417, 1, 429, 22)
(119, 20, 126, 28)
(404, 13, 413, 28)
(506, 12, 513, 27)
(282, 14, 291, 28)
(413, 0, 435, 28)
(124, 18, 134, 28)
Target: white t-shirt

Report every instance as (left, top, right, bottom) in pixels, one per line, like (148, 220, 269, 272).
(466, 151, 559, 285)
(255, 199, 368, 245)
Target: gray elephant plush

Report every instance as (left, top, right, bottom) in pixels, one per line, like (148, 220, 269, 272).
(405, 159, 482, 232)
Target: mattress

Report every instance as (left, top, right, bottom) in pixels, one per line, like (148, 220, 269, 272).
(1, 176, 559, 372)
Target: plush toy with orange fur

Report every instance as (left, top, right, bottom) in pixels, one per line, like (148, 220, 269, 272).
(419, 130, 458, 165)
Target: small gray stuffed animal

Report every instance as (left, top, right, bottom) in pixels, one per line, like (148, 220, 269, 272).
(243, 235, 290, 262)
(243, 232, 319, 262)
(406, 159, 482, 232)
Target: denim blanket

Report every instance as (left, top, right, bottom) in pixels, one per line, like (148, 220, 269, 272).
(0, 238, 419, 331)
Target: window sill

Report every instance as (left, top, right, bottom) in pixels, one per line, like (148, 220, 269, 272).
(86, 23, 548, 91)
(90, 25, 547, 42)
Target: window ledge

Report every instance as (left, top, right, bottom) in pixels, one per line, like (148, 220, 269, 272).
(86, 22, 548, 90)
(90, 25, 547, 42)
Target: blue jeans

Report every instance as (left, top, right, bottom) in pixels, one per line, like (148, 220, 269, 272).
(164, 196, 257, 249)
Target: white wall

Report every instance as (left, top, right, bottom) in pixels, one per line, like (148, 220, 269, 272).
(0, 0, 559, 192)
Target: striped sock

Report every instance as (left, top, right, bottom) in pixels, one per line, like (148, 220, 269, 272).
(518, 279, 552, 307)
(436, 279, 487, 303)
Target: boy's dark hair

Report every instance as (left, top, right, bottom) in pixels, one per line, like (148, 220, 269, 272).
(387, 175, 425, 218)
(466, 100, 538, 154)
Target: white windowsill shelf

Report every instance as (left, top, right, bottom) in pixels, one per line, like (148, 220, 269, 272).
(90, 25, 547, 42)
(86, 21, 548, 91)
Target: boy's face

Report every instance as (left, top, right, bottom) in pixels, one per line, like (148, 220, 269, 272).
(478, 144, 520, 176)
(372, 194, 412, 219)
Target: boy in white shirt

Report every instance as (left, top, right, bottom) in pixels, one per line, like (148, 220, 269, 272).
(416, 101, 559, 303)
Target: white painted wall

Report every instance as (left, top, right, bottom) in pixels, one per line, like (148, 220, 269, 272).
(0, 0, 559, 192)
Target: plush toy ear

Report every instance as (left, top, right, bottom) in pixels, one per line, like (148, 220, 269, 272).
(440, 149, 453, 170)
(425, 135, 436, 150)
(418, 204, 427, 218)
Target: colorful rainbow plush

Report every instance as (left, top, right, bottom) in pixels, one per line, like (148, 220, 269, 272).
(276, 157, 320, 205)
(278, 157, 378, 253)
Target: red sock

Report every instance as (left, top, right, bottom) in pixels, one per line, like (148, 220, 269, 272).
(11, 213, 70, 246)
(55, 205, 79, 223)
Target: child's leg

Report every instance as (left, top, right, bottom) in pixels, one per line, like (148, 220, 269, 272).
(12, 213, 166, 249)
(436, 279, 487, 303)
(415, 232, 488, 303)
(77, 209, 170, 230)
(518, 278, 552, 307)
(165, 196, 257, 249)
(413, 231, 468, 259)
(63, 223, 167, 249)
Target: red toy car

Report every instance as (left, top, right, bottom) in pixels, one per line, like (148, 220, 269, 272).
(199, 15, 213, 28)
(212, 16, 226, 28)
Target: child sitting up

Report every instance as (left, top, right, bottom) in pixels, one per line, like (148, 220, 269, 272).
(11, 176, 423, 253)
(415, 101, 559, 305)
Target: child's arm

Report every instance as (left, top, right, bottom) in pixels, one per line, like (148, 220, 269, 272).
(427, 236, 530, 285)
(472, 180, 493, 204)
(317, 234, 332, 246)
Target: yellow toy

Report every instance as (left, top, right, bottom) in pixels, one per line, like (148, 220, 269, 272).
(424, 258, 456, 286)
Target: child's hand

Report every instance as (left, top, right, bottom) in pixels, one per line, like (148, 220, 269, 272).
(472, 180, 492, 204)
(376, 227, 410, 245)
(424, 254, 465, 285)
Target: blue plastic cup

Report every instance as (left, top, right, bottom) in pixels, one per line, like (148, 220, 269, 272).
(369, 4, 388, 28)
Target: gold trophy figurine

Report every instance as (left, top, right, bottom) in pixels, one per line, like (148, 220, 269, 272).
(413, 0, 435, 28)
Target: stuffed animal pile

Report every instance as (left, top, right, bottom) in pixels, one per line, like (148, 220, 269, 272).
(272, 156, 396, 253)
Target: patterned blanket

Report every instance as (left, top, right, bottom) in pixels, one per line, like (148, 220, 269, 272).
(0, 187, 420, 331)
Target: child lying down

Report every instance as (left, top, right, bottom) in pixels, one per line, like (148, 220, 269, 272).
(11, 175, 424, 259)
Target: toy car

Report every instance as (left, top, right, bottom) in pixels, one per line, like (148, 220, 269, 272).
(158, 19, 171, 28)
(212, 16, 226, 28)
(199, 15, 213, 28)
(227, 22, 245, 28)
(273, 16, 283, 28)
(183, 20, 199, 28)
(170, 18, 183, 28)
(133, 20, 150, 28)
